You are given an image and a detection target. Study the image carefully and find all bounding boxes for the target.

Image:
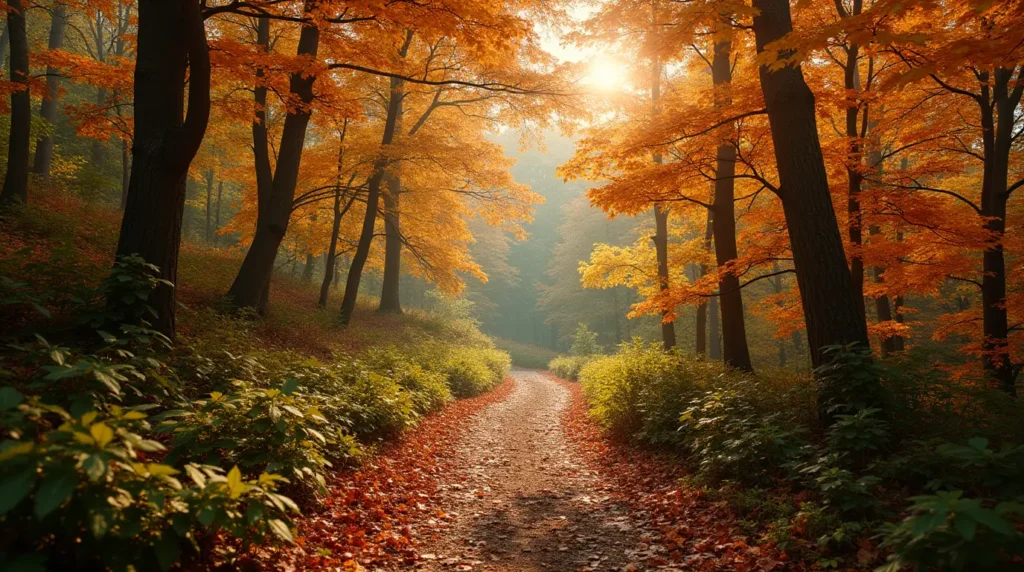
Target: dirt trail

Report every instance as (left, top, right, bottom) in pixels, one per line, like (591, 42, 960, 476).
(415, 369, 660, 572)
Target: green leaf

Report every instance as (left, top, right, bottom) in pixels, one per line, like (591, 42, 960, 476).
(34, 470, 77, 518)
(281, 378, 299, 396)
(954, 514, 977, 541)
(0, 468, 36, 514)
(153, 530, 179, 571)
(967, 437, 989, 451)
(81, 455, 106, 481)
(970, 507, 1016, 536)
(268, 518, 294, 543)
(196, 506, 216, 526)
(0, 386, 24, 409)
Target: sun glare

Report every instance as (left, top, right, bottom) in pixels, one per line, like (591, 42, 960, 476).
(584, 56, 626, 92)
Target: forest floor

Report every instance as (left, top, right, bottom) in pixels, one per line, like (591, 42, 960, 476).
(281, 370, 784, 572)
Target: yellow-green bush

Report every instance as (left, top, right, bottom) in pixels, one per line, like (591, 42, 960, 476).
(432, 346, 506, 397)
(548, 355, 593, 381)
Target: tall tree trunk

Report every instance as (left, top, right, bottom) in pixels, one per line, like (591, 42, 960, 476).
(775, 268, 787, 366)
(31, 2, 67, 181)
(378, 172, 403, 313)
(319, 191, 343, 308)
(0, 0, 29, 206)
(301, 252, 315, 282)
(712, 35, 753, 372)
(978, 66, 1022, 395)
(204, 168, 214, 242)
(696, 209, 713, 355)
(650, 44, 676, 350)
(227, 6, 319, 313)
(119, 138, 130, 209)
(709, 294, 721, 359)
(214, 180, 223, 245)
(90, 13, 106, 170)
(838, 0, 867, 324)
(751, 0, 875, 415)
(113, 0, 209, 336)
(339, 30, 413, 325)
(0, 18, 9, 70)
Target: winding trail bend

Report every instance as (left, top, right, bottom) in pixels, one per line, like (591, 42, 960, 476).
(416, 369, 657, 572)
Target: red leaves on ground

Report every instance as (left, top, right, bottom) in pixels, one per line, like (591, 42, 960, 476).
(553, 374, 795, 572)
(269, 378, 517, 570)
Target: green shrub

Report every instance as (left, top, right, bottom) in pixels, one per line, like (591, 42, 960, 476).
(570, 323, 602, 356)
(434, 347, 503, 397)
(155, 379, 348, 497)
(0, 396, 297, 571)
(681, 381, 811, 485)
(877, 491, 1024, 571)
(548, 355, 593, 381)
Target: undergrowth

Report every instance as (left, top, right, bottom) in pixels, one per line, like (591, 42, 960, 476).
(577, 341, 1024, 570)
(0, 192, 509, 570)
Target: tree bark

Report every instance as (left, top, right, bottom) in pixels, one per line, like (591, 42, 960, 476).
(378, 171, 403, 313)
(709, 293, 721, 359)
(90, 12, 106, 170)
(712, 35, 753, 372)
(227, 6, 319, 313)
(751, 0, 875, 415)
(119, 138, 130, 210)
(0, 0, 29, 206)
(214, 180, 223, 245)
(31, 2, 67, 181)
(696, 206, 713, 355)
(204, 168, 214, 242)
(650, 44, 676, 350)
(113, 0, 209, 336)
(978, 66, 1022, 395)
(339, 30, 413, 325)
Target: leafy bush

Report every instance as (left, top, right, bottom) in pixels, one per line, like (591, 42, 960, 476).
(156, 379, 346, 497)
(681, 382, 811, 484)
(433, 347, 502, 397)
(0, 396, 297, 571)
(877, 491, 1024, 571)
(548, 355, 593, 381)
(570, 323, 602, 356)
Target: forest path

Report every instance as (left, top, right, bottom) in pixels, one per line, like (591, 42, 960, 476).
(416, 369, 655, 572)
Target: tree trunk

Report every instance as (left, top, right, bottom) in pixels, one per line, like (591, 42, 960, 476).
(696, 207, 713, 355)
(775, 269, 787, 366)
(709, 293, 721, 359)
(319, 191, 343, 308)
(339, 30, 413, 326)
(113, 0, 209, 336)
(838, 0, 867, 324)
(119, 138, 130, 209)
(712, 36, 753, 372)
(31, 2, 67, 181)
(378, 171, 403, 313)
(0, 18, 9, 70)
(301, 252, 315, 282)
(0, 0, 29, 206)
(650, 47, 676, 350)
(204, 168, 214, 242)
(752, 0, 875, 415)
(90, 14, 106, 170)
(978, 66, 1021, 395)
(214, 180, 223, 245)
(227, 7, 319, 313)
